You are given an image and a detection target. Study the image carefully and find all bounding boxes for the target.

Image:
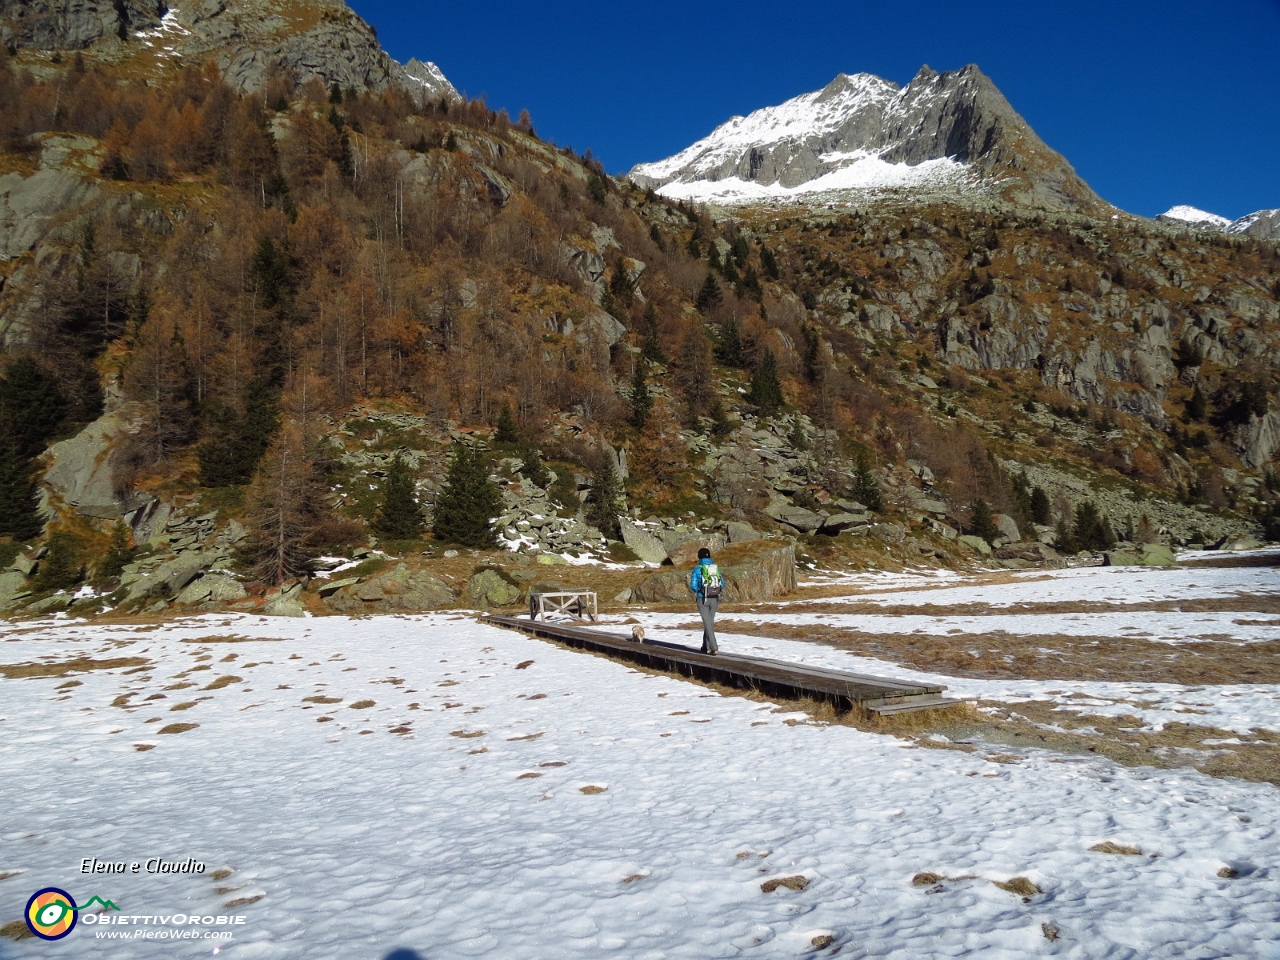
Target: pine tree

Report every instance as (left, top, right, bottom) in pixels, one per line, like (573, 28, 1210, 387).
(970, 498, 999, 544)
(517, 440, 551, 489)
(760, 245, 779, 280)
(97, 520, 135, 580)
(749, 349, 784, 417)
(35, 532, 82, 592)
(372, 453, 425, 541)
(609, 255, 635, 307)
(694, 274, 722, 314)
(1030, 486, 1051, 525)
(715, 317, 743, 367)
(433, 442, 501, 548)
(0, 448, 41, 541)
(0, 358, 68, 458)
(494, 403, 519, 444)
(198, 376, 281, 487)
(585, 454, 623, 541)
(1186, 385, 1207, 421)
(641, 302, 665, 363)
(629, 358, 652, 429)
(853, 450, 882, 511)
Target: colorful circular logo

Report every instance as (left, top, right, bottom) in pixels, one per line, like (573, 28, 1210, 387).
(25, 887, 78, 940)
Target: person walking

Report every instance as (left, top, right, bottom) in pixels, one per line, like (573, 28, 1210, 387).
(688, 547, 723, 655)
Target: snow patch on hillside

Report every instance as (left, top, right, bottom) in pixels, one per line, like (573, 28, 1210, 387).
(654, 153, 971, 205)
(1158, 205, 1231, 228)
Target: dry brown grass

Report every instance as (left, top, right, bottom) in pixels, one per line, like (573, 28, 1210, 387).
(971, 700, 1280, 785)
(202, 675, 242, 690)
(707, 619, 1280, 685)
(994, 877, 1040, 896)
(760, 875, 809, 893)
(0, 919, 32, 940)
(0, 656, 149, 679)
(157, 722, 198, 734)
(579, 784, 607, 795)
(1090, 842, 1142, 855)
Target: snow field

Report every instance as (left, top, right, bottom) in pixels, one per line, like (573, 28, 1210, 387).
(2, 610, 1279, 958)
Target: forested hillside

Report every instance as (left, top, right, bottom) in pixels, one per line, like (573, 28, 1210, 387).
(0, 40, 1276, 613)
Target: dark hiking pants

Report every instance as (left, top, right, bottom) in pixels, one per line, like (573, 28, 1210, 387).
(696, 595, 719, 654)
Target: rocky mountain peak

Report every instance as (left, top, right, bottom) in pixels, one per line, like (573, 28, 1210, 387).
(0, 0, 454, 102)
(629, 63, 1102, 211)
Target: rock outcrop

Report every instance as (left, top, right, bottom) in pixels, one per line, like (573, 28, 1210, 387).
(44, 401, 149, 519)
(323, 563, 456, 613)
(632, 543, 796, 604)
(0, 0, 457, 101)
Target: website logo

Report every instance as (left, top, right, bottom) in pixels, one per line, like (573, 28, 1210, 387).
(24, 888, 118, 941)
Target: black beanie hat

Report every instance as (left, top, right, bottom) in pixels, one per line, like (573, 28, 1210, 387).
(697, 547, 711, 559)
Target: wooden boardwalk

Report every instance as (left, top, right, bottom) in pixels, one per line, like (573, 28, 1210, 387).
(480, 615, 961, 715)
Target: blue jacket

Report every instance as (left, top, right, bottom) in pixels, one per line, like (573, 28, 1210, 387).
(689, 557, 714, 597)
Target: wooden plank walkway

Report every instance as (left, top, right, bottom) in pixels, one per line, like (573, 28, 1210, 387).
(480, 614, 961, 715)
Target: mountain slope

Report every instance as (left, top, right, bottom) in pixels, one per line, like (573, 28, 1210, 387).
(0, 0, 455, 99)
(630, 65, 1102, 211)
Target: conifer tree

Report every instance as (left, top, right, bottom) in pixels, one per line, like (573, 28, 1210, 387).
(494, 403, 519, 444)
(749, 349, 783, 417)
(585, 454, 623, 541)
(694, 274, 722, 315)
(432, 442, 500, 548)
(35, 532, 82, 592)
(517, 440, 551, 489)
(641, 302, 665, 363)
(853, 450, 882, 511)
(629, 358, 652, 430)
(1030, 486, 1051, 525)
(0, 450, 41, 541)
(715, 317, 743, 367)
(97, 520, 135, 580)
(609, 255, 635, 307)
(970, 498, 999, 544)
(372, 453, 425, 541)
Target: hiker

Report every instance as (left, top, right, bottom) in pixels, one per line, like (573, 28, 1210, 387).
(688, 547, 723, 655)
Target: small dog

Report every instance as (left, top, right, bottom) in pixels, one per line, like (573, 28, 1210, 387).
(630, 625, 645, 643)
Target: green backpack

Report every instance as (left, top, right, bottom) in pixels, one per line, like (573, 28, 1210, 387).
(702, 563, 724, 598)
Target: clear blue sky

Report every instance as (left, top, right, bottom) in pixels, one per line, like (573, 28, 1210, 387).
(352, 0, 1280, 219)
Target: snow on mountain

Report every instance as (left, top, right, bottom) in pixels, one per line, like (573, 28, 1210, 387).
(1156, 205, 1232, 228)
(1156, 205, 1280, 240)
(1227, 208, 1280, 240)
(398, 56, 459, 102)
(630, 65, 1100, 210)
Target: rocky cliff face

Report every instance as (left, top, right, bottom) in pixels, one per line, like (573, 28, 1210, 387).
(629, 65, 1101, 211)
(0, 0, 166, 50)
(0, 0, 455, 100)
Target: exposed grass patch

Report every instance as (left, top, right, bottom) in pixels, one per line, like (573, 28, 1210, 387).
(0, 918, 33, 940)
(349, 699, 375, 709)
(303, 695, 341, 704)
(708, 619, 1280, 685)
(179, 635, 269, 644)
(579, 784, 607, 795)
(994, 877, 1040, 896)
(157, 723, 199, 735)
(760, 875, 809, 893)
(0, 656, 149, 679)
(202, 675, 242, 690)
(170, 701, 198, 711)
(450, 730, 484, 738)
(1090, 842, 1142, 856)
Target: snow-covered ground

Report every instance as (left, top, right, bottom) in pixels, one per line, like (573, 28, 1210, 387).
(2, 556, 1278, 958)
(790, 553, 1280, 608)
